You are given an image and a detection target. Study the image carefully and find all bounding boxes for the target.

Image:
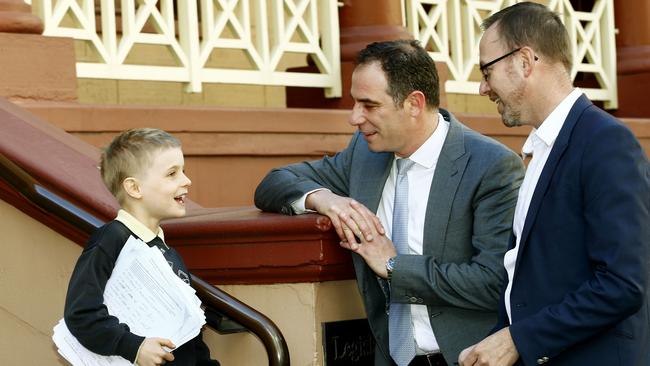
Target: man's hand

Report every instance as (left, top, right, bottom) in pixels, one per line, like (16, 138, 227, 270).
(136, 338, 175, 366)
(338, 201, 397, 278)
(306, 190, 384, 243)
(458, 327, 519, 366)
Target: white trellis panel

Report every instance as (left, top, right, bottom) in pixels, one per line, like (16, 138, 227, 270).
(405, 0, 618, 109)
(29, 0, 341, 97)
(25, 0, 615, 106)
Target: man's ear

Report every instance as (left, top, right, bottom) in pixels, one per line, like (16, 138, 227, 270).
(122, 177, 142, 199)
(405, 91, 426, 117)
(520, 46, 537, 77)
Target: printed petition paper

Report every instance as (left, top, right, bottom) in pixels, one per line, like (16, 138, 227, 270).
(53, 236, 206, 365)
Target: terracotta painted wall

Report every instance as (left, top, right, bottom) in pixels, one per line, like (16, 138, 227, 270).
(22, 102, 649, 208)
(22, 103, 355, 208)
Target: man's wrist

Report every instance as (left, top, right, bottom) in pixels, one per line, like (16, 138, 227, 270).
(304, 188, 330, 211)
(291, 188, 329, 214)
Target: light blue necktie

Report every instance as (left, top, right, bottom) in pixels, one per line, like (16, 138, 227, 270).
(389, 158, 416, 366)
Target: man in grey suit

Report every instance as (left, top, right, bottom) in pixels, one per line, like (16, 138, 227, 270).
(255, 40, 524, 366)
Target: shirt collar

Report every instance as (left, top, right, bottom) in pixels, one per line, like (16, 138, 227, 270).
(115, 209, 165, 242)
(522, 88, 582, 155)
(398, 113, 450, 169)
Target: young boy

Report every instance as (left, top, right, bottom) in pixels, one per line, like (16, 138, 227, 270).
(64, 128, 219, 366)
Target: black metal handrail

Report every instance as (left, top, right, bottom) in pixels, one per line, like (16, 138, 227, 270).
(0, 153, 290, 366)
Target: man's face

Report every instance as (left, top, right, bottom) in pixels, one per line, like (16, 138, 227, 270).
(479, 25, 526, 127)
(349, 62, 411, 156)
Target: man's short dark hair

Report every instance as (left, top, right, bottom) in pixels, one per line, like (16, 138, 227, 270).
(482, 2, 572, 73)
(356, 39, 440, 109)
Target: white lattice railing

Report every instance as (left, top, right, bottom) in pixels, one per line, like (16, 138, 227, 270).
(404, 0, 618, 109)
(24, 1, 617, 107)
(27, 0, 341, 97)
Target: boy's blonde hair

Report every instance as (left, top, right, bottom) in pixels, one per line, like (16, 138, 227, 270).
(100, 128, 181, 203)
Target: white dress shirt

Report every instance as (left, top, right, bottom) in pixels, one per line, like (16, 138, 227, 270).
(377, 115, 449, 354)
(504, 88, 583, 322)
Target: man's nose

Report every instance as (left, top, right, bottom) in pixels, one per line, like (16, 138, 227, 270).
(479, 78, 491, 96)
(349, 103, 364, 126)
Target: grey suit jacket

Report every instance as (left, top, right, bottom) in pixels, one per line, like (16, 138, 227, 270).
(255, 109, 524, 364)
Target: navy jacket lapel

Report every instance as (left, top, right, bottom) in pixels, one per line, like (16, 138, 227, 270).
(515, 95, 592, 268)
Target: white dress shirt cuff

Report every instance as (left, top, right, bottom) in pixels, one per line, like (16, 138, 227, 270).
(290, 188, 330, 214)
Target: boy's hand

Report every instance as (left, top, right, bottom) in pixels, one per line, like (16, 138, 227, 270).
(136, 338, 176, 366)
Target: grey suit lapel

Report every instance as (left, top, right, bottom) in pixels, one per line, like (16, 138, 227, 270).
(423, 110, 468, 258)
(347, 137, 391, 277)
(352, 149, 393, 213)
(348, 145, 393, 330)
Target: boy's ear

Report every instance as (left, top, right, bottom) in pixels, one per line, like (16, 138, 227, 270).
(122, 177, 142, 199)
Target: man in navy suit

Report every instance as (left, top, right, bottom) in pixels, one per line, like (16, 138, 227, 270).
(459, 2, 650, 366)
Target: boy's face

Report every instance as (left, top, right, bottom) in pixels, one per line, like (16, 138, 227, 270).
(135, 147, 191, 224)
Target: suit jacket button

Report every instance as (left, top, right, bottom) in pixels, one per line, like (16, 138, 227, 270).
(409, 296, 418, 303)
(416, 298, 424, 304)
(537, 357, 549, 364)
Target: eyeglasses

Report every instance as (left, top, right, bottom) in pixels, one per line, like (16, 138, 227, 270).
(480, 48, 522, 82)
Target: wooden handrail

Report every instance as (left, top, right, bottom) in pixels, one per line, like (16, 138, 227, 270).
(0, 153, 102, 234)
(0, 152, 290, 366)
(192, 276, 290, 365)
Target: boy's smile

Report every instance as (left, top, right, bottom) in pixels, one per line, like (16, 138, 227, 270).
(174, 193, 187, 205)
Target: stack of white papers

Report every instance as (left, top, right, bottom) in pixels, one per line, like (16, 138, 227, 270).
(53, 236, 206, 365)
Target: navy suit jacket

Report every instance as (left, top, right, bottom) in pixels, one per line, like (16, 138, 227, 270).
(494, 95, 650, 365)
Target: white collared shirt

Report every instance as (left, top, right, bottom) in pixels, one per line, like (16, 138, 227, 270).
(504, 88, 583, 322)
(376, 114, 449, 354)
(115, 209, 166, 244)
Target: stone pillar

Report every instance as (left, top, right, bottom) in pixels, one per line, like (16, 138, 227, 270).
(613, 0, 650, 117)
(337, 0, 411, 62)
(0, 0, 78, 102)
(0, 0, 43, 34)
(286, 0, 413, 109)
